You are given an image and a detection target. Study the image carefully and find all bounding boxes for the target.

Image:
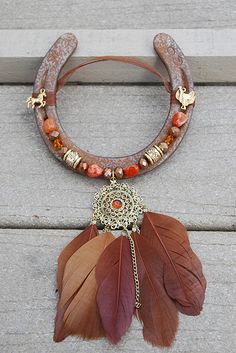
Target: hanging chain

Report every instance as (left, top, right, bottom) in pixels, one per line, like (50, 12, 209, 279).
(126, 230, 141, 309)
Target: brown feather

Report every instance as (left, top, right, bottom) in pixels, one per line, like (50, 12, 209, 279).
(96, 236, 135, 344)
(57, 224, 98, 294)
(132, 232, 178, 347)
(140, 212, 206, 315)
(54, 231, 115, 342)
(63, 269, 104, 339)
(54, 225, 98, 342)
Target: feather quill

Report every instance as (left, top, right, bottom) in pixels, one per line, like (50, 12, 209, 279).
(96, 235, 135, 344)
(132, 231, 179, 347)
(140, 212, 206, 315)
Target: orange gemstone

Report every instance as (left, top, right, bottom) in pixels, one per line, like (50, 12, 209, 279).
(43, 117, 57, 134)
(164, 134, 174, 145)
(53, 138, 63, 149)
(87, 164, 104, 178)
(172, 112, 188, 127)
(124, 164, 139, 178)
(112, 199, 123, 209)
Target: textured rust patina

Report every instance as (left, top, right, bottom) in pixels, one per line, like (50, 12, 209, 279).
(32, 33, 194, 178)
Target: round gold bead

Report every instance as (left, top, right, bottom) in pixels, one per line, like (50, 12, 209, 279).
(158, 142, 169, 153)
(114, 167, 124, 179)
(78, 161, 88, 173)
(139, 158, 149, 169)
(170, 126, 181, 137)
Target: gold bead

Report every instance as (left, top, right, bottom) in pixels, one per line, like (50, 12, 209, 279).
(144, 146, 162, 165)
(104, 168, 112, 179)
(63, 149, 81, 169)
(170, 126, 181, 137)
(139, 158, 148, 169)
(158, 142, 168, 153)
(114, 167, 124, 179)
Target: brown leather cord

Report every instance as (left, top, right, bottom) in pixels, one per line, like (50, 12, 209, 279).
(43, 56, 172, 106)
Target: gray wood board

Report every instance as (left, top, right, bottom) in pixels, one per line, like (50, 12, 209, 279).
(0, 85, 235, 230)
(0, 229, 235, 353)
(0, 29, 236, 82)
(1, 0, 236, 29)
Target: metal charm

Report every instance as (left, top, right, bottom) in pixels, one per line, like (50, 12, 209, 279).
(175, 86, 196, 110)
(92, 179, 147, 230)
(26, 88, 47, 109)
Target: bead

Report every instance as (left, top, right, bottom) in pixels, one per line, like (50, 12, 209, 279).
(114, 167, 124, 179)
(79, 161, 88, 173)
(112, 199, 123, 209)
(172, 112, 188, 127)
(144, 146, 162, 165)
(48, 130, 59, 141)
(104, 168, 112, 179)
(87, 164, 104, 178)
(158, 142, 168, 153)
(53, 138, 63, 149)
(139, 158, 148, 169)
(63, 149, 81, 169)
(170, 126, 181, 137)
(43, 117, 57, 133)
(124, 164, 139, 177)
(164, 134, 174, 145)
(60, 146, 68, 155)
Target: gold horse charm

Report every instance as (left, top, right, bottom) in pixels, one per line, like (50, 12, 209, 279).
(26, 88, 47, 109)
(175, 86, 196, 110)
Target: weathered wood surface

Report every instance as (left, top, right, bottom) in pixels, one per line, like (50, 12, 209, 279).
(1, 0, 236, 29)
(0, 29, 236, 82)
(0, 229, 235, 353)
(0, 85, 235, 230)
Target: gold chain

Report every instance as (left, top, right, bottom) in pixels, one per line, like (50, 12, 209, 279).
(126, 232, 141, 309)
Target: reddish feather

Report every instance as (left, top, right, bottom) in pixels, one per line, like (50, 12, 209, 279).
(140, 212, 206, 315)
(54, 224, 98, 342)
(96, 236, 135, 344)
(132, 232, 179, 347)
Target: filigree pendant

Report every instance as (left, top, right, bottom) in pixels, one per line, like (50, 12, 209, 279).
(91, 179, 147, 231)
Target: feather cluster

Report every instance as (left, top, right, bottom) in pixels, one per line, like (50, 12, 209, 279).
(54, 212, 206, 347)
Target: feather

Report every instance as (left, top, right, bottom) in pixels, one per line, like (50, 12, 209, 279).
(140, 212, 206, 315)
(54, 231, 115, 342)
(132, 231, 179, 347)
(57, 224, 98, 294)
(54, 224, 98, 342)
(96, 235, 135, 344)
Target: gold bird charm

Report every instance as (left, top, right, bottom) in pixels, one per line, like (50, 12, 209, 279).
(175, 86, 196, 110)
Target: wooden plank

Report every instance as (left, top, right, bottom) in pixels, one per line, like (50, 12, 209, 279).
(0, 85, 235, 230)
(0, 29, 235, 82)
(0, 229, 235, 353)
(1, 0, 236, 30)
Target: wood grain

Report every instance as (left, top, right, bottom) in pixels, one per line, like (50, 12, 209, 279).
(0, 85, 235, 229)
(0, 229, 235, 353)
(0, 29, 235, 82)
(1, 0, 236, 29)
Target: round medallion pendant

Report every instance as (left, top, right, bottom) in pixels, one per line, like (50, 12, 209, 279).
(92, 180, 147, 230)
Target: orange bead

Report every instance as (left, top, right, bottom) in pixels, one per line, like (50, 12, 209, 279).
(164, 134, 174, 145)
(172, 112, 188, 127)
(124, 164, 139, 178)
(87, 164, 104, 178)
(53, 138, 63, 149)
(112, 199, 123, 209)
(43, 117, 57, 134)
